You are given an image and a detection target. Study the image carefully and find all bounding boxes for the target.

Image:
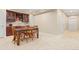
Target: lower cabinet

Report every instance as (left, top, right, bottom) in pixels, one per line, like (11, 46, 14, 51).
(6, 26, 13, 36)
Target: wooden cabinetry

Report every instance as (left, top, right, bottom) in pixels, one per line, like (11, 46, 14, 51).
(6, 10, 29, 22)
(6, 10, 16, 22)
(6, 10, 29, 36)
(6, 26, 13, 36)
(23, 14, 29, 22)
(6, 26, 26, 36)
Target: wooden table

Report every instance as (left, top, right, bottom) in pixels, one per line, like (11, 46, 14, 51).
(13, 26, 39, 46)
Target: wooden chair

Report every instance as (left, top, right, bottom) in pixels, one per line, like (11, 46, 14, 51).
(23, 29, 34, 40)
(12, 26, 18, 42)
(32, 26, 38, 38)
(12, 26, 28, 44)
(26, 26, 38, 39)
(23, 26, 35, 40)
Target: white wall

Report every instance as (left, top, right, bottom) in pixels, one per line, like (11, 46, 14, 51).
(0, 9, 6, 37)
(68, 16, 78, 31)
(67, 16, 79, 31)
(57, 10, 68, 34)
(33, 10, 69, 34)
(76, 16, 79, 31)
(34, 11, 58, 34)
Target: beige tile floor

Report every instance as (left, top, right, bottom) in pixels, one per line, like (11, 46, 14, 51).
(0, 32, 79, 50)
(64, 31, 79, 38)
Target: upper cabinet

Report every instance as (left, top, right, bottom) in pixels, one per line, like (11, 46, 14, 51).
(6, 10, 16, 22)
(6, 10, 29, 22)
(23, 14, 29, 22)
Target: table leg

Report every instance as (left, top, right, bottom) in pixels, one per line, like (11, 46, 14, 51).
(17, 32, 20, 46)
(13, 32, 16, 41)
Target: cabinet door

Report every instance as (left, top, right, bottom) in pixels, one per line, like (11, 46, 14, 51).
(6, 27, 12, 36)
(0, 10, 6, 37)
(6, 11, 16, 22)
(23, 14, 29, 22)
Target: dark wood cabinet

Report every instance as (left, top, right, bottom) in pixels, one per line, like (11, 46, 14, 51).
(6, 10, 29, 36)
(23, 14, 29, 22)
(6, 26, 26, 36)
(6, 26, 13, 36)
(6, 11, 16, 22)
(6, 10, 29, 22)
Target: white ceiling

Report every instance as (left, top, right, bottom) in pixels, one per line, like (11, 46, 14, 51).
(62, 9, 79, 16)
(8, 9, 79, 16)
(8, 9, 56, 15)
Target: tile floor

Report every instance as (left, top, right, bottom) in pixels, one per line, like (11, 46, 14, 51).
(0, 32, 79, 50)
